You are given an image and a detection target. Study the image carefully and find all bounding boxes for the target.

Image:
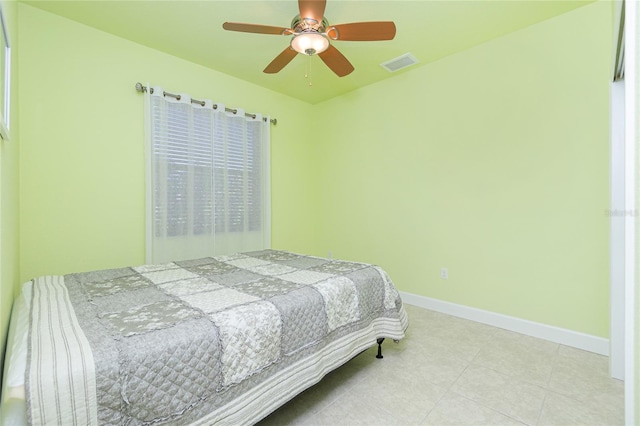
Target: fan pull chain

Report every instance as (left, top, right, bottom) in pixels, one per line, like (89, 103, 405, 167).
(305, 55, 313, 87)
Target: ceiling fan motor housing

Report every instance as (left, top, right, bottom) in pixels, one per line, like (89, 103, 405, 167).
(291, 14, 330, 33)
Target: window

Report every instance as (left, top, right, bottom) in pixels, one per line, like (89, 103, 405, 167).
(145, 87, 270, 263)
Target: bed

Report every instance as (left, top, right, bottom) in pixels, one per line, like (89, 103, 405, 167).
(0, 250, 408, 425)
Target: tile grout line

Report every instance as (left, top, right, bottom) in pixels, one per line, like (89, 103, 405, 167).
(545, 344, 561, 389)
(422, 343, 482, 423)
(530, 341, 560, 425)
(534, 392, 548, 426)
(449, 332, 545, 425)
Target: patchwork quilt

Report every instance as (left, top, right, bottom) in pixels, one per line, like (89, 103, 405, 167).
(26, 250, 408, 425)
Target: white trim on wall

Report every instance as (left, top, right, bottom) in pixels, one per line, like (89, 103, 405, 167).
(400, 291, 609, 356)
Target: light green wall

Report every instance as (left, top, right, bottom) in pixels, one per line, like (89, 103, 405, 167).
(17, 1, 611, 341)
(18, 3, 316, 281)
(311, 1, 611, 338)
(0, 0, 19, 380)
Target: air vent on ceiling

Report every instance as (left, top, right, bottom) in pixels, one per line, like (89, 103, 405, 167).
(380, 53, 419, 72)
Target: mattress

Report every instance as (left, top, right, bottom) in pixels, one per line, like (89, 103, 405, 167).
(0, 250, 408, 425)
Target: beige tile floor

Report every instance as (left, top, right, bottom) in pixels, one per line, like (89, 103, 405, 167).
(258, 304, 624, 426)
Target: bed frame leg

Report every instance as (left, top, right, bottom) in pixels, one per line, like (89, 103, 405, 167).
(376, 338, 385, 359)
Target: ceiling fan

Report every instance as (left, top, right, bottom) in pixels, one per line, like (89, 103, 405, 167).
(222, 0, 396, 77)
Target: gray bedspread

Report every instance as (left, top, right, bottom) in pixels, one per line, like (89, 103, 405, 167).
(26, 250, 408, 425)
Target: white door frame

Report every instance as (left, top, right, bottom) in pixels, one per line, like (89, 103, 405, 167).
(623, 0, 637, 424)
(610, 78, 625, 381)
(610, 2, 636, 422)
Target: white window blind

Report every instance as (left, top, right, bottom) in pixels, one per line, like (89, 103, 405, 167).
(145, 86, 270, 263)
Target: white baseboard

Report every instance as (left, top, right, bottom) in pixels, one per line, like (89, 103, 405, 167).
(400, 291, 609, 356)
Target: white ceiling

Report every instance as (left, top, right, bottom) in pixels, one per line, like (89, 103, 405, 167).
(24, 0, 594, 104)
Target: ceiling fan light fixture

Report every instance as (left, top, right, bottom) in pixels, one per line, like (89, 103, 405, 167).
(291, 32, 329, 55)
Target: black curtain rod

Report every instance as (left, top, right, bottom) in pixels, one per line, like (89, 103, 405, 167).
(135, 82, 277, 125)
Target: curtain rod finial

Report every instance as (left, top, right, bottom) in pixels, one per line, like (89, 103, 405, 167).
(135, 82, 146, 93)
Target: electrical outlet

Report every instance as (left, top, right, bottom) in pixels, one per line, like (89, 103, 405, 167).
(440, 268, 449, 280)
(327, 251, 332, 259)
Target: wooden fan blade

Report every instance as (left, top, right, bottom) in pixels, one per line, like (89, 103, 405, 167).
(318, 45, 354, 77)
(223, 22, 291, 35)
(264, 47, 298, 73)
(327, 22, 396, 41)
(298, 0, 326, 24)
